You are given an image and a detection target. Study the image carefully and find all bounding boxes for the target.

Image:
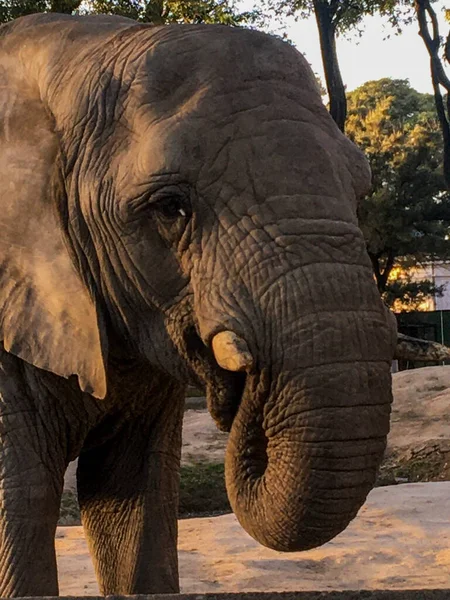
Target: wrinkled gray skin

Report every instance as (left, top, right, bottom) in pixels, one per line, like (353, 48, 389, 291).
(0, 13, 396, 597)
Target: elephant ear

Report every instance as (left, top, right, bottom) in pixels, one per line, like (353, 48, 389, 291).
(0, 49, 107, 398)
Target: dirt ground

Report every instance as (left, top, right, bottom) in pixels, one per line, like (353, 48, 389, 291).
(380, 366, 450, 484)
(57, 481, 450, 594)
(59, 365, 450, 593)
(389, 366, 450, 449)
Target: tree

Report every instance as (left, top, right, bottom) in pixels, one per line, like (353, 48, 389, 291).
(382, 265, 444, 312)
(0, 0, 256, 24)
(87, 0, 256, 24)
(346, 78, 450, 308)
(0, 0, 81, 21)
(411, 0, 450, 190)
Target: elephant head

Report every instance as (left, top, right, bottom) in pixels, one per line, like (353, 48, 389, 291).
(0, 14, 396, 551)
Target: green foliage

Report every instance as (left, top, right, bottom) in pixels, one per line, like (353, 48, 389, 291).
(384, 276, 444, 312)
(59, 490, 81, 525)
(0, 0, 257, 24)
(87, 0, 257, 24)
(346, 78, 450, 306)
(179, 462, 230, 517)
(259, 0, 413, 37)
(0, 0, 81, 21)
(58, 462, 230, 525)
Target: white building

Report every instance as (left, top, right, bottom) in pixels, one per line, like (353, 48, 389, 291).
(403, 262, 450, 310)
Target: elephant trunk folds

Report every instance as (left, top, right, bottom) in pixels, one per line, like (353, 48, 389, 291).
(223, 277, 394, 552)
(225, 365, 392, 551)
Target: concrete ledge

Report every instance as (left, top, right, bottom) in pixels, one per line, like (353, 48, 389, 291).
(139, 593, 450, 600)
(18, 592, 450, 600)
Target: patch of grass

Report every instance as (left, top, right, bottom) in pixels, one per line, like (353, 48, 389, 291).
(179, 462, 230, 518)
(401, 410, 419, 420)
(59, 490, 81, 525)
(377, 440, 450, 486)
(58, 462, 230, 525)
(376, 461, 432, 486)
(426, 384, 447, 392)
(186, 386, 204, 398)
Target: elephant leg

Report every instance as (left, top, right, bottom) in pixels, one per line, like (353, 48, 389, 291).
(77, 388, 184, 595)
(0, 365, 67, 596)
(0, 438, 64, 597)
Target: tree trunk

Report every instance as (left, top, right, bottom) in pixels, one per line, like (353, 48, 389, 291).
(313, 0, 347, 132)
(369, 251, 395, 293)
(144, 0, 166, 24)
(415, 0, 450, 189)
(50, 0, 82, 13)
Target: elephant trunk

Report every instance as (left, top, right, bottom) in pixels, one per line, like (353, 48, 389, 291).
(223, 266, 394, 552)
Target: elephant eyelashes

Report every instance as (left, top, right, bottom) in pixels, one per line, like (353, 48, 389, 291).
(154, 197, 190, 222)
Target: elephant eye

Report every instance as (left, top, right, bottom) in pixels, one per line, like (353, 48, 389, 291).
(154, 196, 190, 221)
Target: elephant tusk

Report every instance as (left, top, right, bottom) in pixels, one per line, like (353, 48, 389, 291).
(212, 331, 254, 372)
(395, 332, 450, 362)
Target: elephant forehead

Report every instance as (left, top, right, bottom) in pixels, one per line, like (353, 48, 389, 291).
(131, 25, 318, 107)
(45, 21, 365, 205)
(122, 27, 329, 151)
(119, 28, 339, 174)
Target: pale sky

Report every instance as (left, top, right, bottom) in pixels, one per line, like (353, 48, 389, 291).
(238, 0, 448, 94)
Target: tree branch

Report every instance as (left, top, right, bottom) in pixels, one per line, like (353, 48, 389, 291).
(313, 0, 347, 131)
(415, 0, 450, 187)
(378, 250, 395, 293)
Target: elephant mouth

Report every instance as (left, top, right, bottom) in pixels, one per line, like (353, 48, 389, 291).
(183, 326, 247, 431)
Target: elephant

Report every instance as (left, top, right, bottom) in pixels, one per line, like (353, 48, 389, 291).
(0, 12, 398, 598)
